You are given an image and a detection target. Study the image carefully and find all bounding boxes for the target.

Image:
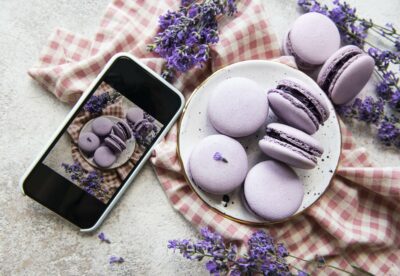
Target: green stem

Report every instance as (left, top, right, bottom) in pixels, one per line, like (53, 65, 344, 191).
(287, 254, 356, 276)
(369, 27, 397, 44)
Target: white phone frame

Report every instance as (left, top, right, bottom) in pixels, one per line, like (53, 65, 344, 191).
(19, 52, 185, 232)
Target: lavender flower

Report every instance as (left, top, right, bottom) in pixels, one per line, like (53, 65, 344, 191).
(148, 0, 238, 81)
(337, 97, 384, 124)
(168, 228, 364, 275)
(109, 256, 124, 264)
(213, 152, 228, 163)
(98, 232, 111, 244)
(83, 91, 120, 115)
(61, 162, 106, 197)
(378, 117, 400, 147)
(298, 0, 400, 149)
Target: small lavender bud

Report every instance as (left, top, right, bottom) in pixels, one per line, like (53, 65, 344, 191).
(213, 152, 228, 163)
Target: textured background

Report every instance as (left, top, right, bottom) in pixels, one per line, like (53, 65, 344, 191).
(1, 0, 399, 275)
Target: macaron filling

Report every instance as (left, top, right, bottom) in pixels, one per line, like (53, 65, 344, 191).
(265, 128, 323, 157)
(115, 122, 132, 140)
(276, 84, 323, 124)
(264, 136, 317, 164)
(105, 134, 126, 153)
(320, 51, 361, 93)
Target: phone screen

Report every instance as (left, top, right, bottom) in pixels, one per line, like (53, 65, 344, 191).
(42, 80, 165, 204)
(22, 56, 182, 229)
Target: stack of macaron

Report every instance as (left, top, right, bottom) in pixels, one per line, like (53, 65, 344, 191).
(78, 116, 133, 168)
(188, 76, 330, 221)
(284, 12, 374, 105)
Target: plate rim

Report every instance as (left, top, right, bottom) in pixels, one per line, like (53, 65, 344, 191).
(177, 59, 342, 226)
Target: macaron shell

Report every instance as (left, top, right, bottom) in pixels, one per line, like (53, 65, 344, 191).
(112, 124, 126, 141)
(112, 121, 132, 141)
(244, 161, 304, 221)
(104, 137, 123, 153)
(91, 117, 113, 136)
(289, 12, 340, 66)
(93, 146, 117, 168)
(278, 78, 330, 122)
(207, 77, 268, 137)
(268, 90, 318, 134)
(126, 107, 144, 124)
(330, 54, 375, 105)
(188, 135, 248, 195)
(78, 132, 100, 154)
(317, 45, 363, 88)
(259, 138, 317, 169)
(267, 122, 324, 155)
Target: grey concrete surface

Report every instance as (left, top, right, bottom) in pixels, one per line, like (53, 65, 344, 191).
(0, 0, 399, 275)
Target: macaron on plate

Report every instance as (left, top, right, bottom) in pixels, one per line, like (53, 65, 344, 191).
(177, 60, 341, 225)
(79, 116, 136, 170)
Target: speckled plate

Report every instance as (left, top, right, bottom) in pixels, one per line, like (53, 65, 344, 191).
(177, 60, 341, 225)
(80, 116, 136, 170)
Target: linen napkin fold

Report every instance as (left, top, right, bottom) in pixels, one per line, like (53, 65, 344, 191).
(28, 0, 400, 274)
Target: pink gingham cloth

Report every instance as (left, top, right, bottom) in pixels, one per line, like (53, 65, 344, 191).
(28, 0, 400, 274)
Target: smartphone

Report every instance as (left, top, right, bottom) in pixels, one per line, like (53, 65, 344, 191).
(20, 53, 184, 232)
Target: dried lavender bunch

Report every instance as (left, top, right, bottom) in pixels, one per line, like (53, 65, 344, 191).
(147, 0, 237, 81)
(168, 228, 365, 276)
(298, 0, 400, 148)
(83, 91, 120, 115)
(61, 162, 107, 197)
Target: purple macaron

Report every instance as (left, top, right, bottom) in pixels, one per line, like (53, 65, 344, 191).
(259, 123, 323, 169)
(207, 77, 269, 137)
(283, 12, 340, 70)
(78, 132, 100, 154)
(244, 160, 304, 221)
(188, 135, 248, 195)
(317, 45, 375, 105)
(91, 117, 113, 137)
(267, 78, 329, 134)
(126, 107, 144, 125)
(93, 146, 117, 168)
(112, 121, 132, 141)
(104, 133, 126, 154)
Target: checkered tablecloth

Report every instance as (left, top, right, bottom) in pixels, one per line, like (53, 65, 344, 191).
(28, 0, 400, 274)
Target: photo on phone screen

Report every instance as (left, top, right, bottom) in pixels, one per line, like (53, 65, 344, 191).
(42, 81, 164, 204)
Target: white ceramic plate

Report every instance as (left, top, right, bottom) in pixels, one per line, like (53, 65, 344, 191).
(80, 116, 136, 170)
(177, 60, 341, 225)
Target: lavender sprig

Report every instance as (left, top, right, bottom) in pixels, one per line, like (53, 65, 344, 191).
(148, 0, 238, 81)
(98, 232, 111, 244)
(298, 0, 400, 148)
(213, 152, 228, 163)
(168, 228, 364, 275)
(61, 162, 107, 198)
(109, 256, 125, 264)
(83, 91, 120, 115)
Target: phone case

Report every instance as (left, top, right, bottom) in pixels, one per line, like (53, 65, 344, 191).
(19, 53, 185, 232)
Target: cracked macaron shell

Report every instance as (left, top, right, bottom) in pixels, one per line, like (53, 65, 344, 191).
(259, 123, 324, 169)
(317, 45, 375, 105)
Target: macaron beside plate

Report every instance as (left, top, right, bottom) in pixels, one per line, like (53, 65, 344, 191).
(177, 60, 341, 225)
